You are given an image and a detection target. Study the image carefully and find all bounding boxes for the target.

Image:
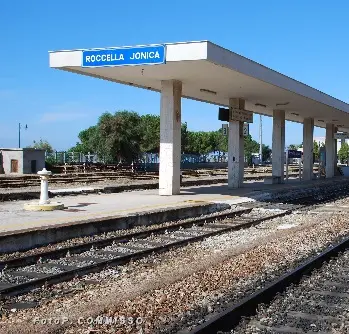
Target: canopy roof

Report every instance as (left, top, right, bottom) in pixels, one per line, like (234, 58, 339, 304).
(49, 41, 349, 132)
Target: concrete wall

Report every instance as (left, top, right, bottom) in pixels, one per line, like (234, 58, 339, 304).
(1, 150, 23, 174)
(23, 149, 45, 173)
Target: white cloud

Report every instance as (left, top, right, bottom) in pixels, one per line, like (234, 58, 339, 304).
(39, 112, 86, 123)
(38, 101, 92, 123)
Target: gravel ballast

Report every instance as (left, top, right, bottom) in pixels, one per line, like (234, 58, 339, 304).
(0, 206, 247, 262)
(233, 249, 349, 333)
(0, 201, 348, 334)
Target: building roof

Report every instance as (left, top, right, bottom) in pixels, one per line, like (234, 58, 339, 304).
(49, 41, 349, 132)
(0, 148, 45, 151)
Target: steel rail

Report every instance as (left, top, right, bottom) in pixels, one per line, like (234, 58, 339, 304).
(0, 210, 290, 298)
(2, 183, 349, 300)
(0, 208, 253, 271)
(180, 234, 349, 334)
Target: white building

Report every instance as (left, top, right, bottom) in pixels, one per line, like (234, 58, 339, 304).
(0, 148, 45, 174)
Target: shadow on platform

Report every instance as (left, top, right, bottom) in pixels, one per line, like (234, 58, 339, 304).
(178, 176, 348, 203)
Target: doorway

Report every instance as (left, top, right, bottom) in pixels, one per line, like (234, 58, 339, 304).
(11, 159, 19, 173)
(31, 160, 37, 173)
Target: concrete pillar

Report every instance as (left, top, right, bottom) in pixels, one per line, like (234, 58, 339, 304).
(334, 127, 338, 170)
(302, 117, 314, 180)
(159, 80, 182, 195)
(272, 110, 285, 182)
(228, 98, 244, 189)
(325, 123, 335, 178)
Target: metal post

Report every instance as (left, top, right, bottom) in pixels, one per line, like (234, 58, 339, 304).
(18, 123, 28, 148)
(299, 158, 302, 181)
(259, 115, 263, 164)
(286, 150, 289, 181)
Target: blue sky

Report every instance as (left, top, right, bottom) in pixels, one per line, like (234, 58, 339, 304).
(1, 0, 349, 151)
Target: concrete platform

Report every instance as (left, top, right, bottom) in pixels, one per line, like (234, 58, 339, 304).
(0, 172, 303, 202)
(0, 177, 343, 234)
(0, 177, 347, 253)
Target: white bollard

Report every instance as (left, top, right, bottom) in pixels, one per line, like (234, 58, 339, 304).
(24, 168, 64, 211)
(38, 168, 52, 205)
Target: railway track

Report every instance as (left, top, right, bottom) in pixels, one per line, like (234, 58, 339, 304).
(237, 247, 349, 333)
(0, 174, 158, 188)
(0, 172, 304, 189)
(1, 182, 349, 301)
(1, 182, 349, 306)
(0, 208, 289, 299)
(175, 190, 349, 334)
(185, 235, 349, 334)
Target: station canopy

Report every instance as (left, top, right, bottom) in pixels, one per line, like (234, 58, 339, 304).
(49, 41, 349, 132)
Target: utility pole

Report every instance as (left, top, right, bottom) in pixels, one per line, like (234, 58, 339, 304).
(259, 115, 263, 164)
(18, 123, 28, 148)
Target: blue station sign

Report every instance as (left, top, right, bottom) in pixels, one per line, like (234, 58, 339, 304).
(82, 45, 166, 67)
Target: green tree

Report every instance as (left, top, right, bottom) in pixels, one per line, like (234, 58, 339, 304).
(68, 142, 85, 153)
(262, 144, 272, 161)
(69, 111, 144, 163)
(79, 126, 99, 153)
(216, 128, 228, 152)
(68, 126, 99, 154)
(244, 135, 259, 165)
(338, 142, 349, 163)
(288, 144, 300, 150)
(27, 139, 54, 153)
(71, 110, 270, 165)
(181, 122, 190, 153)
(98, 111, 143, 163)
(140, 114, 160, 153)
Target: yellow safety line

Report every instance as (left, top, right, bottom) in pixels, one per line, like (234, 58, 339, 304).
(1, 195, 235, 232)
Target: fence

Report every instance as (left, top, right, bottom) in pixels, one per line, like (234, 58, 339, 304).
(45, 151, 229, 165)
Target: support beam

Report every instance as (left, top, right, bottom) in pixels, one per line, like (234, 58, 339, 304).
(159, 80, 182, 195)
(334, 126, 338, 172)
(325, 123, 335, 178)
(302, 117, 314, 181)
(272, 110, 285, 183)
(228, 98, 244, 189)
